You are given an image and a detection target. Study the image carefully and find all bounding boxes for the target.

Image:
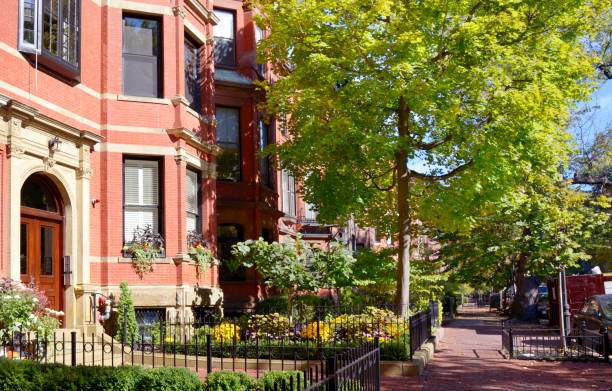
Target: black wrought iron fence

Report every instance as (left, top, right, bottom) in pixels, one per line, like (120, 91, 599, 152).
(0, 330, 381, 391)
(429, 300, 440, 329)
(409, 310, 431, 359)
(501, 323, 610, 362)
(262, 338, 380, 391)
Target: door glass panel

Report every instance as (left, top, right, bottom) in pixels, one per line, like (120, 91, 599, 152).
(40, 227, 54, 275)
(20, 223, 27, 274)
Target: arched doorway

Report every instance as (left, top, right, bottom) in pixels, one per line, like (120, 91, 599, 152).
(20, 173, 64, 319)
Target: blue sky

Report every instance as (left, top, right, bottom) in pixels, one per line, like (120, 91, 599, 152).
(586, 80, 612, 131)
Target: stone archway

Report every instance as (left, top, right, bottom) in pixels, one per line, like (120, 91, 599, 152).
(19, 173, 66, 318)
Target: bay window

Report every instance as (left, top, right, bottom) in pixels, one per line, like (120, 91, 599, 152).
(213, 9, 235, 66)
(216, 106, 241, 181)
(186, 168, 200, 234)
(184, 36, 201, 112)
(18, 0, 80, 79)
(282, 170, 296, 217)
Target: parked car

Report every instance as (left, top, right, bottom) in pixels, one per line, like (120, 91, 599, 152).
(571, 295, 612, 346)
(537, 284, 548, 319)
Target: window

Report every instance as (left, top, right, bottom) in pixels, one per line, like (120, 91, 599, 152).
(216, 106, 241, 181)
(259, 120, 272, 187)
(282, 170, 296, 216)
(255, 24, 265, 76)
(184, 36, 201, 112)
(218, 224, 246, 281)
(18, 0, 80, 78)
(122, 16, 161, 98)
(213, 9, 235, 66)
(186, 168, 200, 234)
(304, 203, 317, 220)
(123, 158, 161, 243)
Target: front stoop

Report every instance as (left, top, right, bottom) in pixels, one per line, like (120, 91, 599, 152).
(381, 326, 444, 376)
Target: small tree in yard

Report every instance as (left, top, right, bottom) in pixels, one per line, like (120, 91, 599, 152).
(230, 236, 356, 313)
(115, 281, 139, 343)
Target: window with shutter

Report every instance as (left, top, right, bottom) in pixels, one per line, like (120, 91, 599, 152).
(186, 168, 200, 234)
(124, 159, 161, 243)
(122, 16, 161, 98)
(216, 106, 241, 181)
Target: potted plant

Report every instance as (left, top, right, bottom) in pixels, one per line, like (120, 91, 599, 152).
(122, 225, 165, 276)
(187, 230, 219, 276)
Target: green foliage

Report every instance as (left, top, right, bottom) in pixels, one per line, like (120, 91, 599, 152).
(138, 367, 204, 391)
(253, 0, 612, 308)
(439, 176, 611, 291)
(256, 371, 305, 391)
(122, 225, 165, 276)
(0, 359, 195, 391)
(231, 237, 355, 311)
(205, 371, 255, 391)
(187, 231, 219, 276)
(115, 281, 139, 343)
(0, 278, 60, 340)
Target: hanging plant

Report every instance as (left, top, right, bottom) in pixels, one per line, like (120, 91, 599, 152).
(122, 225, 165, 276)
(187, 230, 219, 276)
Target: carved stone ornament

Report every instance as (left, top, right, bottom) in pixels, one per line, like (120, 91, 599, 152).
(7, 144, 25, 159)
(44, 157, 56, 171)
(77, 167, 93, 179)
(172, 6, 186, 18)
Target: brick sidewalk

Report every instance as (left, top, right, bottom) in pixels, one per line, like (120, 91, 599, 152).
(382, 304, 612, 391)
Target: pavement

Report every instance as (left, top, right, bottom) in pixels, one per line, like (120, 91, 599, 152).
(381, 303, 612, 391)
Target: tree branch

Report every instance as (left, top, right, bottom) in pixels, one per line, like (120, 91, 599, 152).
(409, 159, 474, 181)
(415, 134, 452, 150)
(365, 169, 397, 191)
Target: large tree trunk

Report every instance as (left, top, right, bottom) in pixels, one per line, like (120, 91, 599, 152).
(509, 228, 539, 322)
(395, 96, 411, 318)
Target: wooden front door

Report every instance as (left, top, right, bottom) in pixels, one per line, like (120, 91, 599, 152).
(20, 216, 63, 316)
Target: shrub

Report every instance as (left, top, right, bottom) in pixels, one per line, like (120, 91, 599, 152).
(330, 307, 406, 342)
(246, 313, 293, 340)
(205, 371, 255, 391)
(0, 359, 205, 391)
(138, 367, 203, 391)
(254, 296, 289, 315)
(115, 281, 139, 343)
(212, 323, 241, 343)
(0, 278, 61, 340)
(256, 371, 306, 391)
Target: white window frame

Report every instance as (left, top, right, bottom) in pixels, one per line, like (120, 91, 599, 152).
(18, 0, 42, 54)
(186, 167, 200, 234)
(123, 159, 161, 243)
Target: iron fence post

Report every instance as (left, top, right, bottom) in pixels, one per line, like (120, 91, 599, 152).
(326, 355, 337, 391)
(206, 334, 212, 374)
(71, 331, 77, 366)
(603, 329, 610, 363)
(92, 293, 97, 324)
(375, 336, 380, 391)
(508, 327, 514, 359)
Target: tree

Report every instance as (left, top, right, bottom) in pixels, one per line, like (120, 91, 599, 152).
(115, 281, 139, 343)
(255, 0, 611, 316)
(230, 237, 356, 312)
(438, 174, 610, 319)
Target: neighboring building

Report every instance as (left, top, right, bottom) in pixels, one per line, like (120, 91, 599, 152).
(0, 0, 222, 329)
(0, 0, 386, 330)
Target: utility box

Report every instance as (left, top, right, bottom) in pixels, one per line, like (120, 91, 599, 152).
(547, 273, 612, 327)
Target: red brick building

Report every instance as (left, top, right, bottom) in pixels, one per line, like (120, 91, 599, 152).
(0, 0, 383, 329)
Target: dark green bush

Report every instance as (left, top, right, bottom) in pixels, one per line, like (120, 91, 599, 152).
(138, 367, 203, 391)
(205, 371, 255, 391)
(256, 370, 306, 391)
(0, 359, 203, 391)
(254, 296, 289, 314)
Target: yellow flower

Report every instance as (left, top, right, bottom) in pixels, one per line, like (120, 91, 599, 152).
(300, 322, 332, 342)
(190, 246, 195, 251)
(212, 323, 240, 343)
(197, 244, 204, 249)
